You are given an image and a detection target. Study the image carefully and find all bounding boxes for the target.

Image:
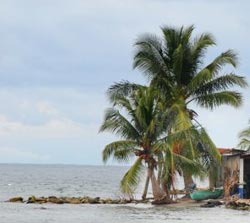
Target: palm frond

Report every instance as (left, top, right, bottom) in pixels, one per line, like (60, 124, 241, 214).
(107, 81, 144, 104)
(205, 50, 238, 75)
(198, 127, 221, 162)
(186, 69, 214, 95)
(99, 108, 140, 140)
(194, 91, 243, 109)
(173, 152, 204, 176)
(193, 73, 247, 96)
(102, 140, 137, 163)
(172, 44, 184, 82)
(120, 158, 144, 195)
(238, 126, 250, 150)
(161, 25, 194, 56)
(133, 34, 169, 79)
(238, 139, 250, 151)
(191, 33, 215, 67)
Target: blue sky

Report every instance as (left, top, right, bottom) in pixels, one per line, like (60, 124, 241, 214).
(0, 0, 249, 164)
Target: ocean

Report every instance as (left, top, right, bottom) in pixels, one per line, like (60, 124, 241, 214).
(0, 164, 249, 223)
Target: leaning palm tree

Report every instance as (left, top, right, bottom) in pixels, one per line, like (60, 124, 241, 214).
(100, 86, 169, 200)
(100, 85, 201, 201)
(238, 121, 250, 151)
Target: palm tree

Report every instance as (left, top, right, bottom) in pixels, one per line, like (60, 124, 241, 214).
(238, 121, 250, 151)
(113, 25, 247, 191)
(100, 86, 201, 201)
(100, 86, 168, 200)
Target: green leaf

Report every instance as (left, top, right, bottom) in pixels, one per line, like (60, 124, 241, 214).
(120, 158, 144, 195)
(102, 140, 137, 163)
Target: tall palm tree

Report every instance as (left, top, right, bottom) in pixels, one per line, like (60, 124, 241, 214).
(238, 121, 250, 151)
(100, 86, 200, 200)
(112, 25, 247, 191)
(134, 25, 247, 185)
(133, 25, 247, 192)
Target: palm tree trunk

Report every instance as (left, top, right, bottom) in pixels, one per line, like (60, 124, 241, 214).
(148, 167, 166, 200)
(162, 180, 170, 199)
(183, 171, 194, 196)
(141, 175, 150, 200)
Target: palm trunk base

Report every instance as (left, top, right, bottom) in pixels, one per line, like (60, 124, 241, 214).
(141, 176, 150, 200)
(151, 196, 175, 205)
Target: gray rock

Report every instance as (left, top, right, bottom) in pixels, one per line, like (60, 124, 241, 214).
(8, 197, 23, 203)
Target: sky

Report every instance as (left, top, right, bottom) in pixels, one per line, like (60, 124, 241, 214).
(0, 0, 249, 165)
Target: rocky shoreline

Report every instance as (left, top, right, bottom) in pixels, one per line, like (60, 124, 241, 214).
(7, 196, 149, 205)
(6, 195, 250, 211)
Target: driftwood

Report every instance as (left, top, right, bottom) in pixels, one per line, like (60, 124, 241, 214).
(226, 199, 250, 210)
(223, 168, 239, 197)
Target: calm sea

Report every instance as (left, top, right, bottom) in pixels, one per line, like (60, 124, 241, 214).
(0, 164, 249, 223)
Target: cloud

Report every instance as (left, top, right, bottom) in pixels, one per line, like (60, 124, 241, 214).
(0, 114, 96, 139)
(0, 0, 249, 164)
(0, 0, 249, 87)
(36, 101, 59, 116)
(0, 146, 51, 163)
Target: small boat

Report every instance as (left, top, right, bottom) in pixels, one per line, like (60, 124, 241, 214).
(190, 189, 223, 201)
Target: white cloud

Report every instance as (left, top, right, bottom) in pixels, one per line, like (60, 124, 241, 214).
(0, 0, 248, 87)
(36, 101, 59, 116)
(0, 114, 96, 139)
(0, 146, 51, 163)
(0, 0, 249, 163)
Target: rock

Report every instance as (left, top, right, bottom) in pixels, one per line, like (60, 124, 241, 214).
(104, 198, 113, 204)
(47, 196, 64, 204)
(99, 199, 106, 204)
(88, 197, 100, 204)
(26, 196, 47, 204)
(119, 199, 128, 204)
(8, 196, 23, 203)
(111, 199, 121, 204)
(201, 200, 223, 208)
(60, 197, 69, 203)
(35, 197, 47, 204)
(27, 196, 37, 204)
(200, 203, 216, 208)
(68, 198, 81, 204)
(79, 197, 89, 204)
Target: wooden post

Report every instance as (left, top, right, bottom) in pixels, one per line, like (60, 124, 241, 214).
(239, 158, 244, 198)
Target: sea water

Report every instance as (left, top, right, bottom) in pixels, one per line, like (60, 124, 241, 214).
(0, 164, 249, 223)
